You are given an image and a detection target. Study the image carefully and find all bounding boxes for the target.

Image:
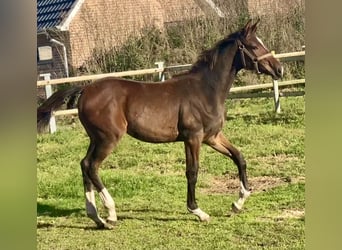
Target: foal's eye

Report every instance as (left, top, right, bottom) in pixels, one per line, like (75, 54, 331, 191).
(248, 44, 258, 50)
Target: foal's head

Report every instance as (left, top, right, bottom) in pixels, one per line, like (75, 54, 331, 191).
(236, 19, 283, 80)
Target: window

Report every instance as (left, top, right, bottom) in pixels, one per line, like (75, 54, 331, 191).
(38, 46, 53, 62)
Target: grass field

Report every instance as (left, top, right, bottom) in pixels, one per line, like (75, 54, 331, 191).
(37, 95, 305, 249)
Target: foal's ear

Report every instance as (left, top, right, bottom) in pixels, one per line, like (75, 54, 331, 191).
(242, 18, 260, 37)
(251, 18, 260, 33)
(242, 19, 253, 35)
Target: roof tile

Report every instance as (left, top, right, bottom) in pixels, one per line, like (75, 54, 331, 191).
(37, 0, 77, 32)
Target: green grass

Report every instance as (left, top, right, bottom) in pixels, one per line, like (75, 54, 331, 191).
(37, 96, 305, 249)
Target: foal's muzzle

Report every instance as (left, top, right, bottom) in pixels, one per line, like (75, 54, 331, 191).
(270, 63, 283, 80)
(276, 65, 284, 79)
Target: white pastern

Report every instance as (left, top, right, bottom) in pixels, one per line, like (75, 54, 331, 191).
(234, 181, 251, 210)
(85, 190, 106, 226)
(99, 188, 117, 222)
(85, 190, 97, 216)
(240, 181, 251, 198)
(188, 207, 210, 222)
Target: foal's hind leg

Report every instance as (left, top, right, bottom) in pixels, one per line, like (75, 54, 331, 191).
(81, 139, 119, 229)
(81, 142, 107, 227)
(205, 132, 251, 213)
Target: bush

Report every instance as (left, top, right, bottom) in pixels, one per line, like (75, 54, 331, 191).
(79, 2, 304, 84)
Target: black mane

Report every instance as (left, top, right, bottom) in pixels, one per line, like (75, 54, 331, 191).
(189, 30, 242, 73)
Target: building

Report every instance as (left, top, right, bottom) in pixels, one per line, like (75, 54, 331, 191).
(37, 0, 302, 79)
(37, 0, 207, 79)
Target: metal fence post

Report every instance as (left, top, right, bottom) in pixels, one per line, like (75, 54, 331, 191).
(155, 61, 165, 82)
(40, 73, 57, 133)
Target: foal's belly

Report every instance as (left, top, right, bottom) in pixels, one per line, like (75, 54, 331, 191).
(126, 109, 179, 143)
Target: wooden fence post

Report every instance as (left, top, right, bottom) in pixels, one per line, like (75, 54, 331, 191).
(40, 73, 57, 133)
(272, 51, 281, 113)
(273, 79, 281, 113)
(155, 61, 165, 82)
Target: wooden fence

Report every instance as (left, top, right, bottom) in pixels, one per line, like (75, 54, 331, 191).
(37, 51, 305, 133)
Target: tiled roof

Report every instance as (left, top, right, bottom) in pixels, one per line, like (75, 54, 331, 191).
(37, 0, 77, 32)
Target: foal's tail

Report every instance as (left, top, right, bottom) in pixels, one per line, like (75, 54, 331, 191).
(37, 85, 84, 133)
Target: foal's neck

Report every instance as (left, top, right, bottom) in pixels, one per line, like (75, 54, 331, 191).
(206, 42, 239, 104)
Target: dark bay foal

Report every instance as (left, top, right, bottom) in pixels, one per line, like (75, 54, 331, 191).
(37, 19, 283, 229)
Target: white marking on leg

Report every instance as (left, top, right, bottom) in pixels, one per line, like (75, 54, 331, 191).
(85, 190, 106, 226)
(85, 190, 97, 217)
(99, 188, 117, 222)
(188, 207, 210, 222)
(233, 181, 251, 211)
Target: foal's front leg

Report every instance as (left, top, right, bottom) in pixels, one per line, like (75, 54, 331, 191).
(205, 132, 251, 213)
(184, 139, 210, 222)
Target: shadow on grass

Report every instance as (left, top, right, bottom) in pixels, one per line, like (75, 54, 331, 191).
(118, 214, 194, 222)
(37, 204, 195, 230)
(37, 221, 91, 230)
(118, 208, 194, 222)
(37, 202, 83, 217)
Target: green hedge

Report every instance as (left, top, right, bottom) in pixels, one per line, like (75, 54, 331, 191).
(78, 4, 304, 85)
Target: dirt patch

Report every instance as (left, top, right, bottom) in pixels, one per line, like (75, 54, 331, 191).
(277, 209, 305, 219)
(201, 175, 305, 195)
(257, 209, 305, 222)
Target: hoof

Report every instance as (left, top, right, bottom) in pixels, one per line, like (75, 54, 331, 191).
(96, 220, 116, 230)
(231, 202, 242, 213)
(188, 207, 210, 222)
(106, 219, 117, 227)
(103, 223, 115, 230)
(199, 214, 210, 222)
(95, 222, 105, 229)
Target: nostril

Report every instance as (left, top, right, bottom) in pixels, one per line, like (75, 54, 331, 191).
(277, 66, 284, 77)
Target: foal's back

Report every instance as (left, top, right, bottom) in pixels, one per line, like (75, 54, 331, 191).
(78, 76, 200, 143)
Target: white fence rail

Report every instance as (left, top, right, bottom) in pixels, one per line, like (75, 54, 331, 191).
(38, 51, 305, 133)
